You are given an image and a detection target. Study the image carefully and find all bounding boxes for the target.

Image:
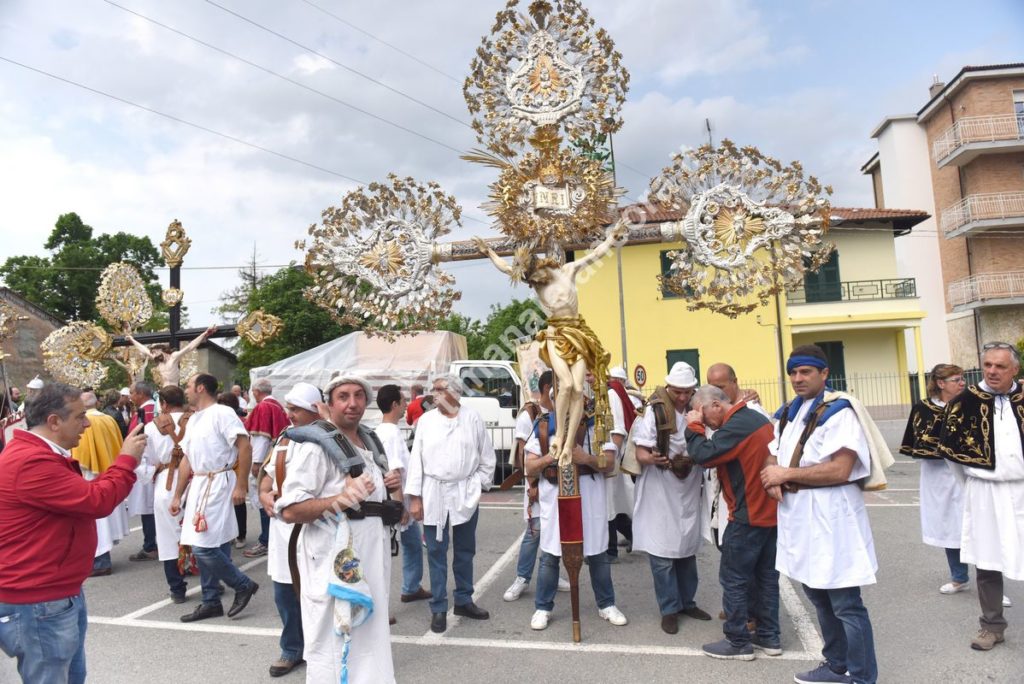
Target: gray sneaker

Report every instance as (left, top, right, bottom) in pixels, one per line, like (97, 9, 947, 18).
(752, 636, 783, 656)
(794, 661, 852, 684)
(702, 638, 755, 661)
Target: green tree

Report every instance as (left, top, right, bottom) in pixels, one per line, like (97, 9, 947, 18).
(231, 266, 350, 383)
(0, 212, 165, 326)
(436, 298, 545, 361)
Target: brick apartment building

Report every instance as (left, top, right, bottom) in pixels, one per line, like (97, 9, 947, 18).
(865, 64, 1024, 370)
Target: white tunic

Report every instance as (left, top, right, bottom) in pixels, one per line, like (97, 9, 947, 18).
(960, 382, 1024, 579)
(605, 389, 635, 521)
(249, 435, 272, 511)
(773, 400, 877, 589)
(179, 404, 248, 548)
(375, 421, 412, 531)
(265, 440, 301, 584)
(126, 401, 157, 516)
(406, 407, 495, 540)
(275, 440, 394, 684)
(143, 413, 186, 561)
(631, 408, 703, 559)
(514, 409, 540, 520)
(524, 432, 608, 557)
(82, 469, 129, 557)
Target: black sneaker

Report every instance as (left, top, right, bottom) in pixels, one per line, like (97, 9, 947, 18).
(702, 638, 755, 661)
(794, 661, 852, 683)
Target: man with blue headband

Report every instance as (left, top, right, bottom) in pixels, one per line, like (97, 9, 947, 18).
(760, 345, 878, 684)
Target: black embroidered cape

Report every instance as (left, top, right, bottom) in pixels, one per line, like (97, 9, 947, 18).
(938, 384, 1024, 470)
(899, 399, 945, 459)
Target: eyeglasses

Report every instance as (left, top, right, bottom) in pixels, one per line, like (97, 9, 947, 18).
(983, 342, 1015, 351)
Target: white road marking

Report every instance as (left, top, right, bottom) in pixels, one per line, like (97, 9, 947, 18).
(119, 556, 268, 620)
(87, 616, 817, 661)
(778, 575, 824, 657)
(129, 525, 143, 533)
(420, 532, 524, 641)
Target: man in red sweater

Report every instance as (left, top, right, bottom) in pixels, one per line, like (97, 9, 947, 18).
(684, 384, 780, 662)
(0, 382, 145, 683)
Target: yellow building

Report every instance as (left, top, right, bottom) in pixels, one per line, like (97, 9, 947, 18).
(577, 206, 930, 415)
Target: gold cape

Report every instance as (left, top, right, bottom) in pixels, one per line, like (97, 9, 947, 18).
(71, 409, 124, 474)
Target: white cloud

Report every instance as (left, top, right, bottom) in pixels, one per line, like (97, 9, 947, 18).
(292, 53, 334, 75)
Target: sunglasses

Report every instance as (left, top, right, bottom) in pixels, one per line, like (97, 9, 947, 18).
(983, 342, 1015, 351)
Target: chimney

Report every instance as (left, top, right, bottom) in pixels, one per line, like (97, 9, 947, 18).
(929, 74, 945, 99)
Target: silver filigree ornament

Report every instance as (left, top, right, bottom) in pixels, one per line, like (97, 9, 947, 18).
(464, 0, 629, 157)
(650, 140, 833, 317)
(303, 175, 461, 337)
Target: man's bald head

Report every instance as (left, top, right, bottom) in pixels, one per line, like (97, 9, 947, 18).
(81, 391, 98, 409)
(706, 363, 740, 403)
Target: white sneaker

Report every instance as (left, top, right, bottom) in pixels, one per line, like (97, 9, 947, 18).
(530, 609, 551, 630)
(503, 577, 529, 602)
(557, 576, 571, 592)
(1003, 595, 1012, 607)
(598, 605, 628, 626)
(939, 581, 971, 594)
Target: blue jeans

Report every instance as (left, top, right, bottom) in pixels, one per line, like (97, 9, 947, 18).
(535, 551, 615, 611)
(945, 547, 969, 584)
(141, 513, 157, 553)
(802, 585, 878, 684)
(400, 521, 425, 595)
(0, 591, 88, 684)
(194, 542, 254, 607)
(258, 509, 270, 547)
(515, 518, 541, 582)
(719, 522, 780, 646)
(648, 554, 698, 615)
(163, 559, 187, 597)
(273, 582, 304, 662)
(606, 514, 633, 558)
(424, 509, 479, 613)
(93, 552, 111, 571)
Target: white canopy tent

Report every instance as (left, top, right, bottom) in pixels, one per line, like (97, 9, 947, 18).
(249, 330, 467, 425)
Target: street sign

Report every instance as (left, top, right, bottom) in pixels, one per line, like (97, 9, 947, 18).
(634, 364, 647, 388)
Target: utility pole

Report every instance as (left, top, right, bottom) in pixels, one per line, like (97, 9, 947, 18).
(705, 118, 714, 147)
(607, 124, 629, 374)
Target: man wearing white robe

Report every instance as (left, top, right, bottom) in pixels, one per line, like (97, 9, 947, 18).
(407, 374, 495, 634)
(523, 398, 625, 630)
(277, 375, 395, 684)
(127, 382, 158, 561)
(605, 366, 635, 560)
(939, 343, 1024, 652)
(145, 386, 189, 601)
(172, 373, 257, 623)
(632, 362, 709, 635)
(761, 345, 877, 684)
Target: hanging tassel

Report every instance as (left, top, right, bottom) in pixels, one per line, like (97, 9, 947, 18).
(340, 633, 351, 684)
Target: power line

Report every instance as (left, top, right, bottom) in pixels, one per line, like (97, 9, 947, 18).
(101, 0, 465, 154)
(296, 0, 461, 84)
(0, 55, 369, 185)
(203, 0, 469, 129)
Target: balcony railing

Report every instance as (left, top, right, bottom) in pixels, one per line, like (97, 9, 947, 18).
(933, 114, 1024, 162)
(787, 278, 917, 304)
(948, 271, 1024, 308)
(940, 191, 1024, 236)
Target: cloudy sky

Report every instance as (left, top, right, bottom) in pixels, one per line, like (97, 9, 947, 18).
(1, 0, 1021, 331)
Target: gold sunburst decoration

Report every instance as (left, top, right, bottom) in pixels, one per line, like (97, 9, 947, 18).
(303, 175, 461, 336)
(160, 220, 192, 268)
(651, 140, 833, 317)
(41, 322, 112, 386)
(97, 263, 153, 333)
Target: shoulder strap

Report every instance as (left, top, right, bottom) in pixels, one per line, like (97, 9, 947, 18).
(651, 401, 670, 456)
(288, 523, 303, 599)
(358, 426, 391, 475)
(776, 402, 791, 436)
(274, 437, 290, 493)
(787, 401, 832, 469)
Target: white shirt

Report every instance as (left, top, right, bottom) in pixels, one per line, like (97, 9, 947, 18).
(179, 403, 248, 548)
(631, 407, 703, 558)
(376, 421, 413, 527)
(514, 408, 540, 520)
(524, 426, 608, 557)
(265, 439, 308, 583)
(964, 382, 1024, 482)
(772, 399, 877, 588)
(406, 407, 495, 540)
(608, 389, 628, 437)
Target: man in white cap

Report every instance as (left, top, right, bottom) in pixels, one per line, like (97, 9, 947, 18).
(407, 373, 495, 634)
(277, 374, 398, 683)
(255, 381, 320, 677)
(606, 365, 635, 560)
(632, 361, 710, 635)
(25, 376, 44, 404)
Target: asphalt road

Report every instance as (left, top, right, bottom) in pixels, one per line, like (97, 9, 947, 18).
(2, 457, 1022, 683)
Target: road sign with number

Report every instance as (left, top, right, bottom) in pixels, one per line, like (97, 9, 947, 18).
(634, 364, 647, 388)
